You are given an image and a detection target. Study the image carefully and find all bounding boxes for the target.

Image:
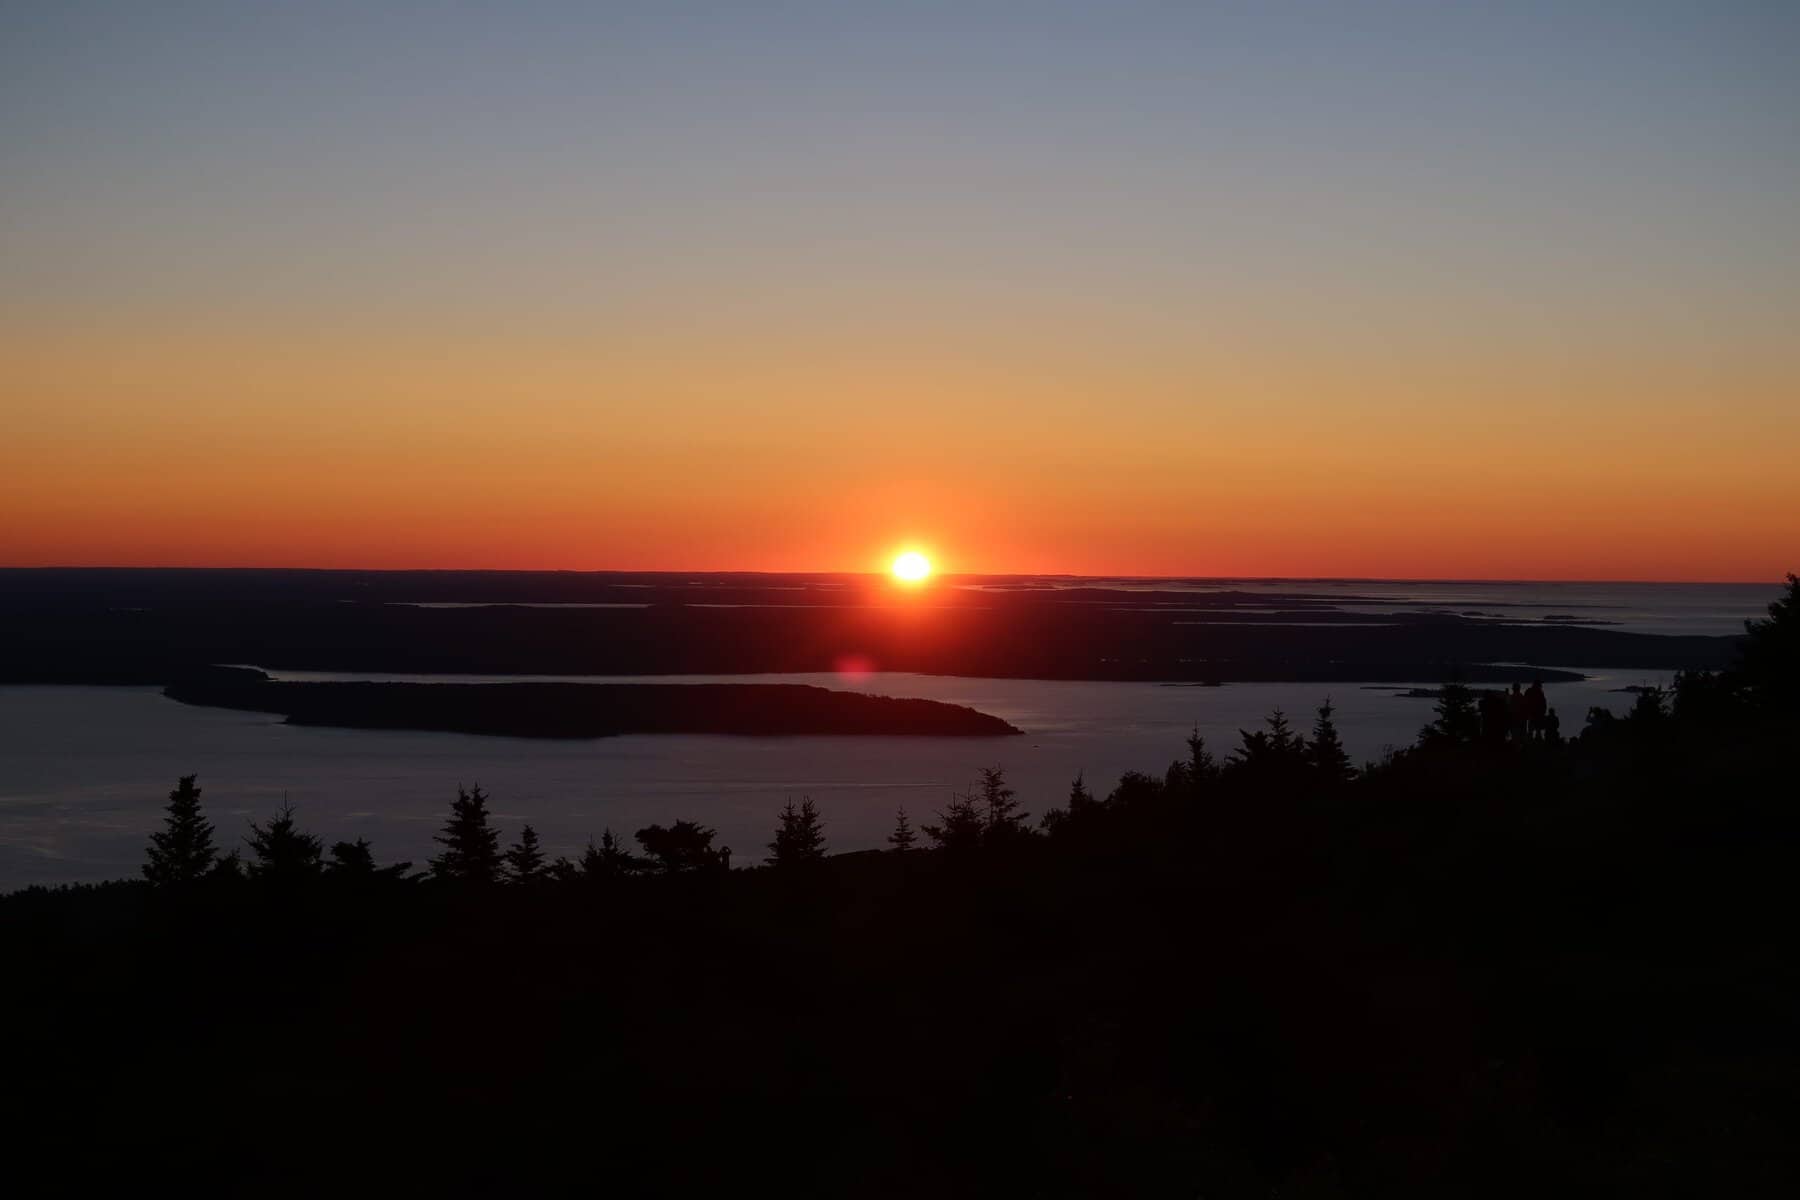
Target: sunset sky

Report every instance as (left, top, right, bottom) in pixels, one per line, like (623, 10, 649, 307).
(3, 2, 1796, 580)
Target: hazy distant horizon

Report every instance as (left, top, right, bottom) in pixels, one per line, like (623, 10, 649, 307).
(0, 564, 1786, 587)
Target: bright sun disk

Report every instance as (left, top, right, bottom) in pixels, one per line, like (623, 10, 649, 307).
(892, 552, 932, 582)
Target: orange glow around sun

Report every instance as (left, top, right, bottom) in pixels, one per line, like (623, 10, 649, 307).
(892, 552, 932, 583)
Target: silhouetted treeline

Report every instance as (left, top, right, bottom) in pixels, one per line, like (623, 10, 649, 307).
(4, 575, 1796, 1195)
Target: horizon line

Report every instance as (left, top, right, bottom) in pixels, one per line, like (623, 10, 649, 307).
(0, 564, 1784, 587)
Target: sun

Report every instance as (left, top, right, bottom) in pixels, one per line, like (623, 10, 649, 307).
(891, 551, 932, 583)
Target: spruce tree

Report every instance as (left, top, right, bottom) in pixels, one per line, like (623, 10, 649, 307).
(634, 820, 727, 873)
(327, 837, 411, 880)
(245, 800, 324, 882)
(922, 791, 985, 854)
(430, 784, 503, 884)
(580, 828, 642, 880)
(977, 766, 1030, 845)
(1039, 772, 1096, 834)
(1264, 709, 1301, 760)
(767, 798, 827, 867)
(1309, 700, 1355, 784)
(1740, 573, 1799, 711)
(1068, 771, 1096, 814)
(328, 838, 377, 875)
(1421, 679, 1481, 747)
(505, 824, 546, 884)
(1185, 728, 1217, 795)
(887, 807, 917, 852)
(143, 774, 217, 886)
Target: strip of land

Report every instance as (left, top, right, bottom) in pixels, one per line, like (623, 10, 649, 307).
(162, 667, 1022, 738)
(0, 568, 1741, 686)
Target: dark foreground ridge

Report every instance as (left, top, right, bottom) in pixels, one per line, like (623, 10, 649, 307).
(4, 575, 1798, 1194)
(163, 666, 1023, 738)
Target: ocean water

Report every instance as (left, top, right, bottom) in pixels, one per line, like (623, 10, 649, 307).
(0, 579, 1774, 890)
(0, 665, 1676, 891)
(965, 578, 1775, 636)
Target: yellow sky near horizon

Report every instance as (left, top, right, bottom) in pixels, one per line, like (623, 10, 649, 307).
(4, 309, 1794, 580)
(4, 5, 1796, 581)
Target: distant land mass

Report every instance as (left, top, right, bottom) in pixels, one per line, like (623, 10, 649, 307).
(164, 667, 1022, 739)
(0, 568, 1742, 687)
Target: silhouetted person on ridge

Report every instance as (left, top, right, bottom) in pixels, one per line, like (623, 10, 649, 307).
(1525, 680, 1548, 739)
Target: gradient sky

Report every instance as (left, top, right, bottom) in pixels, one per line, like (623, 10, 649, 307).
(3, 1, 1796, 579)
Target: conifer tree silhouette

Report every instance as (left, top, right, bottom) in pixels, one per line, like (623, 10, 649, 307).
(922, 791, 985, 854)
(1067, 771, 1096, 813)
(767, 798, 827, 867)
(430, 784, 503, 884)
(635, 820, 727, 873)
(505, 824, 546, 884)
(245, 800, 324, 882)
(1421, 679, 1481, 746)
(579, 828, 642, 879)
(328, 838, 378, 875)
(326, 837, 411, 880)
(1741, 572, 1800, 711)
(1308, 700, 1355, 784)
(977, 766, 1030, 845)
(887, 807, 917, 852)
(1039, 772, 1096, 833)
(1185, 728, 1218, 795)
(143, 774, 217, 886)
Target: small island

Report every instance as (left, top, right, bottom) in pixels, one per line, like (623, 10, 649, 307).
(163, 667, 1022, 738)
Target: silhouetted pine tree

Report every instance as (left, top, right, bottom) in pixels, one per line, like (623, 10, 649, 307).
(1741, 572, 1800, 711)
(245, 800, 324, 882)
(505, 824, 546, 884)
(1185, 728, 1218, 793)
(922, 792, 985, 854)
(635, 820, 728, 873)
(1164, 758, 1191, 794)
(977, 766, 1030, 845)
(580, 828, 642, 880)
(329, 838, 377, 875)
(1039, 771, 1097, 833)
(327, 838, 411, 880)
(1265, 709, 1300, 758)
(1230, 709, 1309, 776)
(1309, 700, 1355, 784)
(768, 798, 827, 867)
(1421, 680, 1481, 747)
(1629, 686, 1670, 725)
(887, 807, 917, 852)
(1069, 771, 1097, 812)
(430, 784, 503, 884)
(143, 774, 217, 886)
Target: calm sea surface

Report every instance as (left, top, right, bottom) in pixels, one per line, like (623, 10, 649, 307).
(0, 580, 1772, 889)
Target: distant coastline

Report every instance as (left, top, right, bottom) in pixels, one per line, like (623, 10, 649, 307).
(0, 569, 1747, 688)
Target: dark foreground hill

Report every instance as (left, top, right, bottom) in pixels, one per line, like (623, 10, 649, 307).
(5, 576, 1792, 1193)
(6, 689, 1796, 1194)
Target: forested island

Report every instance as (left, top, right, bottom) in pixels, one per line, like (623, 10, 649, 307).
(162, 666, 1022, 738)
(5, 575, 1795, 1194)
